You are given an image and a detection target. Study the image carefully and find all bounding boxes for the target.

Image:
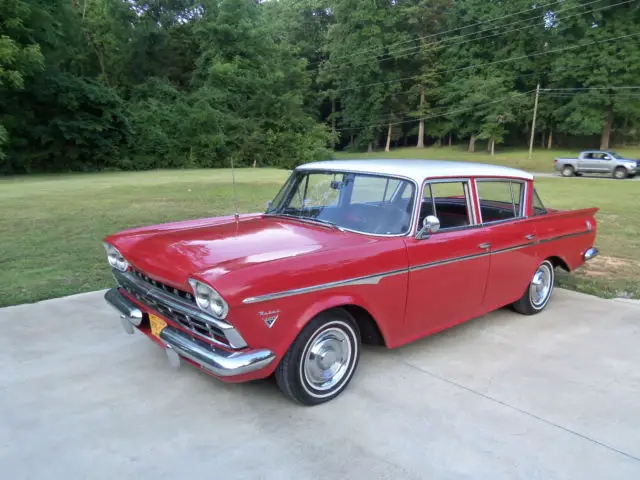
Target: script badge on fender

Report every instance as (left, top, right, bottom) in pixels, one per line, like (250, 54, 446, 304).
(259, 310, 279, 328)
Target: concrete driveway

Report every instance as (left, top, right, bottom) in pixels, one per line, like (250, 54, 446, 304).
(2, 289, 639, 479)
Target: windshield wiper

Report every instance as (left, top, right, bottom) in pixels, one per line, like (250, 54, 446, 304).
(264, 213, 345, 232)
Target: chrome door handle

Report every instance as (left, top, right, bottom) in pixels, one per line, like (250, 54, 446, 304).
(478, 243, 491, 249)
(525, 234, 536, 240)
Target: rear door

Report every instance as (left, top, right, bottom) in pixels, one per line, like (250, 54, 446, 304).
(474, 178, 540, 310)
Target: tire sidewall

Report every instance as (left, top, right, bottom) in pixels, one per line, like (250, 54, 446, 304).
(298, 318, 359, 400)
(278, 309, 361, 405)
(614, 168, 627, 179)
(528, 260, 555, 312)
(562, 166, 574, 177)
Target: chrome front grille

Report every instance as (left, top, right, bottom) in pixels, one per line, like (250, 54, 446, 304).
(130, 268, 195, 304)
(112, 268, 247, 349)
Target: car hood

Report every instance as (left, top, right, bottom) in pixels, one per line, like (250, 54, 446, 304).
(107, 214, 374, 289)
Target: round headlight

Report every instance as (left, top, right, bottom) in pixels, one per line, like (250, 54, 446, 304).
(103, 243, 129, 272)
(189, 279, 229, 319)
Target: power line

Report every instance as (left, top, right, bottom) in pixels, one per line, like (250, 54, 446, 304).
(334, 31, 640, 93)
(309, 0, 570, 67)
(335, 90, 536, 132)
(542, 86, 640, 91)
(330, 65, 632, 129)
(319, 0, 620, 72)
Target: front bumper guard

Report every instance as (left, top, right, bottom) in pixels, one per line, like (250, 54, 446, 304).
(104, 288, 275, 377)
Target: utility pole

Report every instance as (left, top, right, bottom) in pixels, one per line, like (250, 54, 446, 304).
(528, 83, 540, 160)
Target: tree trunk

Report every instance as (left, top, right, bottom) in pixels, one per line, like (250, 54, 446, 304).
(367, 142, 373, 153)
(330, 98, 337, 148)
(547, 129, 553, 149)
(600, 106, 614, 150)
(385, 123, 392, 152)
(416, 85, 425, 148)
(403, 133, 408, 146)
(490, 137, 495, 156)
(349, 134, 354, 148)
(448, 133, 452, 147)
(541, 131, 546, 148)
(468, 135, 476, 153)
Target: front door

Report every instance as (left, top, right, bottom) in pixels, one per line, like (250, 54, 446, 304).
(403, 179, 491, 342)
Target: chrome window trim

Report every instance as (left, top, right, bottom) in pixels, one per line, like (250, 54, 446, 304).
(241, 229, 591, 304)
(414, 177, 479, 236)
(272, 169, 420, 238)
(474, 178, 528, 225)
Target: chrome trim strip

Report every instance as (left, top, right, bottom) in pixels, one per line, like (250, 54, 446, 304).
(241, 230, 593, 304)
(242, 267, 408, 304)
(159, 326, 275, 377)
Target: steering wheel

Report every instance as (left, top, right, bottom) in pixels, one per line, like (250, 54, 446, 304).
(371, 205, 410, 234)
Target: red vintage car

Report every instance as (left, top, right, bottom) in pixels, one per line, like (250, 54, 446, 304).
(104, 159, 599, 405)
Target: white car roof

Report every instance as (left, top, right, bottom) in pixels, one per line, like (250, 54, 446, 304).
(297, 159, 533, 184)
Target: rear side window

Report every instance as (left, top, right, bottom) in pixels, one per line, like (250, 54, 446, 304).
(476, 180, 525, 223)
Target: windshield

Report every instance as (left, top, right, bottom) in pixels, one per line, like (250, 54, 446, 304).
(266, 170, 416, 235)
(608, 152, 623, 159)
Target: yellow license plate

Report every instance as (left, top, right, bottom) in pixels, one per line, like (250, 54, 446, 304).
(149, 314, 167, 338)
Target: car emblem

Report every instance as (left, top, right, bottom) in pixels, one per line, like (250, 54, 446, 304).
(259, 310, 279, 328)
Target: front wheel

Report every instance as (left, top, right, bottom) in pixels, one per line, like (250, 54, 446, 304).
(275, 308, 361, 406)
(561, 165, 575, 177)
(613, 167, 628, 180)
(512, 260, 555, 315)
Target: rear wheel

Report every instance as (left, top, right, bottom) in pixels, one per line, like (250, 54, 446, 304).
(613, 167, 628, 179)
(512, 260, 555, 315)
(275, 308, 361, 406)
(561, 165, 575, 177)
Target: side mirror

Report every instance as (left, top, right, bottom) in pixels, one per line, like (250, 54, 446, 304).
(416, 215, 440, 240)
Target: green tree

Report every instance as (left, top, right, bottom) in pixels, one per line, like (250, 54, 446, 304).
(548, 0, 640, 149)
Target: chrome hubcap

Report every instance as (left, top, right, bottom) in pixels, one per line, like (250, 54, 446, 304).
(530, 264, 552, 307)
(303, 327, 352, 391)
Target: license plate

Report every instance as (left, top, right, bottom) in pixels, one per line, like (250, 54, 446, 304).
(149, 314, 167, 338)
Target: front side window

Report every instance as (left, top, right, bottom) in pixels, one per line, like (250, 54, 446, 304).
(266, 170, 416, 235)
(420, 180, 472, 230)
(476, 180, 525, 223)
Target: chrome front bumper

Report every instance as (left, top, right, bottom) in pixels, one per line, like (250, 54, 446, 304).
(104, 288, 276, 377)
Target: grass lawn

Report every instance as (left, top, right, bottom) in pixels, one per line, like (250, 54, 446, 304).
(1, 166, 639, 307)
(334, 145, 640, 173)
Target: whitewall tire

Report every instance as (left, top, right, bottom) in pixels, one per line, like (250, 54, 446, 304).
(512, 260, 555, 315)
(275, 309, 360, 406)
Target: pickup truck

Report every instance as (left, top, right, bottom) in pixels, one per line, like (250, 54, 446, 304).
(103, 159, 599, 405)
(554, 150, 639, 179)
